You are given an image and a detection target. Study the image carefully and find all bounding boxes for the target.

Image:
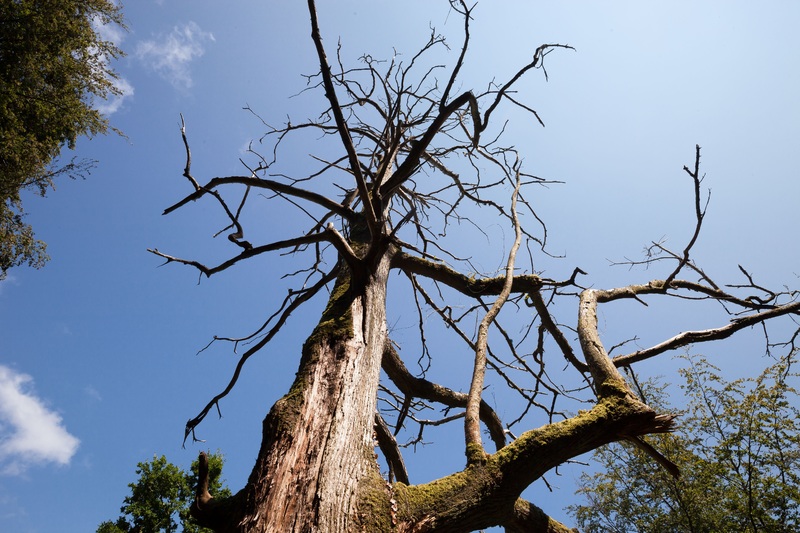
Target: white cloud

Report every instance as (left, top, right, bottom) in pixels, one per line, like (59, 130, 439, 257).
(95, 75, 135, 116)
(92, 9, 126, 45)
(91, 5, 134, 116)
(0, 366, 80, 475)
(135, 21, 215, 91)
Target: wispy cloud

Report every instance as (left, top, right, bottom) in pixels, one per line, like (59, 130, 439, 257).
(90, 4, 134, 115)
(95, 76, 134, 115)
(93, 7, 126, 46)
(0, 366, 80, 475)
(0, 275, 17, 297)
(135, 21, 215, 91)
(83, 385, 102, 402)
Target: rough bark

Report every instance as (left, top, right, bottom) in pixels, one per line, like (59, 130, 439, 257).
(193, 249, 394, 531)
(189, 244, 679, 532)
(504, 499, 578, 533)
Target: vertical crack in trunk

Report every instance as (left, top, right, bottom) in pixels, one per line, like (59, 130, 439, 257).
(231, 252, 392, 532)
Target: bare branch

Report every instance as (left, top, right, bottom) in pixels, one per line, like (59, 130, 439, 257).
(439, 0, 472, 109)
(465, 170, 522, 462)
(503, 498, 577, 533)
(325, 222, 362, 273)
(664, 144, 708, 286)
(306, 0, 377, 232)
(147, 232, 331, 278)
(374, 412, 409, 484)
(179, 113, 201, 190)
(162, 175, 356, 221)
(382, 340, 506, 451)
(525, 289, 590, 373)
(183, 266, 338, 443)
(578, 288, 637, 397)
(622, 436, 680, 479)
(480, 43, 575, 131)
(379, 90, 481, 198)
(391, 250, 543, 297)
(613, 300, 800, 366)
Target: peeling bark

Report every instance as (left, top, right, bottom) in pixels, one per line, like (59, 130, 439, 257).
(193, 252, 393, 531)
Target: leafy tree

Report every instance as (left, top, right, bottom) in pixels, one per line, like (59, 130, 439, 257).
(97, 453, 230, 533)
(0, 0, 125, 278)
(571, 355, 800, 532)
(148, 1, 800, 531)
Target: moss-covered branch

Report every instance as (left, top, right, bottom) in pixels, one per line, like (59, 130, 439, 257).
(503, 498, 577, 533)
(393, 394, 675, 531)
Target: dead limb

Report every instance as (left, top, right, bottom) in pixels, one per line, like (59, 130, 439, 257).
(465, 171, 522, 463)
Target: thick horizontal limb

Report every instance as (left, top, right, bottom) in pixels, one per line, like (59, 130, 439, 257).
(494, 394, 675, 491)
(395, 394, 674, 531)
(382, 340, 506, 451)
(391, 251, 543, 298)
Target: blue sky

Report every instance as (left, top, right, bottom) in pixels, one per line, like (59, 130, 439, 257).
(1, 1, 799, 531)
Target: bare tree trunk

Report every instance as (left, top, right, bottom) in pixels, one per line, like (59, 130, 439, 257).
(194, 252, 393, 532)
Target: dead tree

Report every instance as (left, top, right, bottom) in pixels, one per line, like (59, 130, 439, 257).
(149, 1, 800, 531)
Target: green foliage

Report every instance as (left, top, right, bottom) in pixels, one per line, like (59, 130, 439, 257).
(0, 0, 125, 278)
(571, 354, 800, 533)
(97, 453, 231, 533)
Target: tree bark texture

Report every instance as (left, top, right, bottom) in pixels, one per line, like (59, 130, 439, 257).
(191, 249, 675, 532)
(193, 250, 393, 532)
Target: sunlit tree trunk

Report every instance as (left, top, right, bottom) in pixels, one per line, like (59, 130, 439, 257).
(194, 250, 393, 532)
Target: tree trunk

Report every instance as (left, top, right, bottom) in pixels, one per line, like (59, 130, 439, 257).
(194, 249, 393, 532)
(189, 241, 680, 531)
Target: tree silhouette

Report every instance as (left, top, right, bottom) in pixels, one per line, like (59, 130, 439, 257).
(149, 1, 800, 531)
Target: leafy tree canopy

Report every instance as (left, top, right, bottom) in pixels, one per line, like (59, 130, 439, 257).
(97, 452, 230, 533)
(571, 354, 800, 533)
(0, 0, 124, 278)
